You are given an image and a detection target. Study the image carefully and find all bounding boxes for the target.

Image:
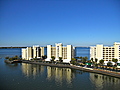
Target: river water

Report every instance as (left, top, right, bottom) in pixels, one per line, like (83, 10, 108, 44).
(0, 48, 120, 90)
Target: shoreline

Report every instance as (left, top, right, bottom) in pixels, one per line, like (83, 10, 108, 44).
(22, 61, 120, 79)
(0, 47, 26, 49)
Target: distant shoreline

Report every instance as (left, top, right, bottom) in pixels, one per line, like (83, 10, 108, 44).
(0, 47, 26, 49)
(22, 61, 120, 79)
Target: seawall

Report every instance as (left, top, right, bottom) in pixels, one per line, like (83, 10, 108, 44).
(22, 61, 120, 79)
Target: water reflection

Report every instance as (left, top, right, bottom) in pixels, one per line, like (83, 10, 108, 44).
(21, 63, 120, 89)
(21, 63, 75, 86)
(5, 63, 19, 67)
(21, 63, 45, 77)
(47, 67, 75, 86)
(90, 73, 120, 89)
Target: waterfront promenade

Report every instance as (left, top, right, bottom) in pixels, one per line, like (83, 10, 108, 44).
(22, 61, 120, 79)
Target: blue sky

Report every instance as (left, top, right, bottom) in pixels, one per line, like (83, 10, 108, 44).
(0, 0, 120, 47)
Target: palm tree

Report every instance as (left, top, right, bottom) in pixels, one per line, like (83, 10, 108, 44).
(95, 58, 98, 63)
(91, 58, 93, 62)
(99, 59, 104, 68)
(91, 58, 95, 65)
(94, 58, 98, 68)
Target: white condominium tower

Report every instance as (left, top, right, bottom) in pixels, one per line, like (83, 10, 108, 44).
(47, 43, 74, 61)
(22, 45, 45, 60)
(90, 42, 120, 64)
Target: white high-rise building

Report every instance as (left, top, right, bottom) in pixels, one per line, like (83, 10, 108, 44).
(22, 45, 45, 60)
(46, 43, 74, 62)
(90, 42, 120, 65)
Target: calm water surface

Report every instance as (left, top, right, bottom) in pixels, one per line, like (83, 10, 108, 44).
(0, 48, 120, 90)
(75, 47, 90, 59)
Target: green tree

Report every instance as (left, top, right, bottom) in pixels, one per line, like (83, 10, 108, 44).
(79, 56, 83, 60)
(13, 55, 19, 60)
(112, 58, 118, 66)
(59, 57, 63, 62)
(95, 64, 98, 68)
(71, 58, 76, 61)
(71, 58, 77, 65)
(42, 55, 47, 59)
(51, 56, 55, 62)
(99, 59, 104, 65)
(9, 58, 13, 61)
(5, 56, 9, 59)
(82, 57, 88, 64)
(107, 62, 112, 67)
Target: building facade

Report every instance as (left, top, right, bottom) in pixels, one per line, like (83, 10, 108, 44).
(90, 42, 120, 64)
(22, 45, 44, 60)
(46, 43, 74, 61)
